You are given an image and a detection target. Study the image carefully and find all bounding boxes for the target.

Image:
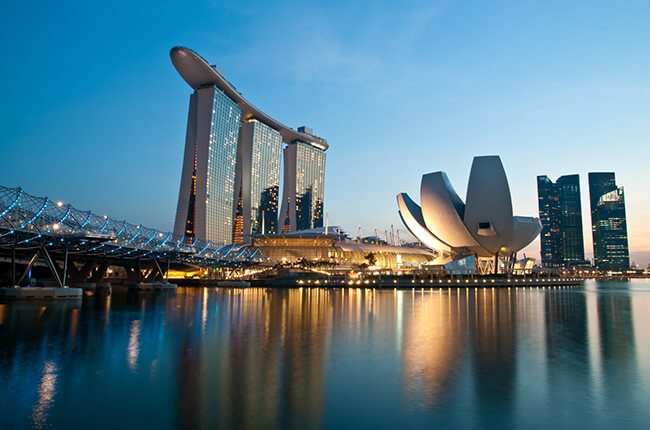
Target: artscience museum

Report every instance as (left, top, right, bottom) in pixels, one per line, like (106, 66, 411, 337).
(397, 156, 542, 270)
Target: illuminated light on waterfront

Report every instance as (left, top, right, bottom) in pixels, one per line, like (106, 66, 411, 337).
(31, 360, 57, 428)
(127, 320, 141, 370)
(201, 288, 208, 334)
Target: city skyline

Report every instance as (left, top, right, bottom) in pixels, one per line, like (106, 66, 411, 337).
(1, 1, 649, 265)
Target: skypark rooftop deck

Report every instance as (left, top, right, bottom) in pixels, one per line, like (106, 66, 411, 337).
(170, 46, 328, 151)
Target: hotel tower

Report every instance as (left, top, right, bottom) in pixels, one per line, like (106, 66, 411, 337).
(170, 47, 328, 245)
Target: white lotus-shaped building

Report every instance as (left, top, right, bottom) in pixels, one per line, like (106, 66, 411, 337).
(397, 156, 542, 265)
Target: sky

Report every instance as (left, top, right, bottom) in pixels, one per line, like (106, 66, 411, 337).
(1, 0, 649, 266)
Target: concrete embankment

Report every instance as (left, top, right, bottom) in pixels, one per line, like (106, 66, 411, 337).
(0, 287, 83, 299)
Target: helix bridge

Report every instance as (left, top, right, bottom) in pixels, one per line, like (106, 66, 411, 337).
(0, 185, 261, 287)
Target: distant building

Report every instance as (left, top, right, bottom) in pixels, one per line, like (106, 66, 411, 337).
(170, 47, 328, 244)
(360, 236, 387, 245)
(536, 175, 586, 268)
(588, 173, 629, 271)
(250, 227, 434, 269)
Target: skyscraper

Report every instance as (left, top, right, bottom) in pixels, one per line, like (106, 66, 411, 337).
(537, 176, 562, 267)
(170, 47, 328, 244)
(233, 120, 282, 242)
(557, 175, 585, 264)
(536, 174, 585, 268)
(588, 173, 629, 271)
(279, 134, 326, 233)
(173, 86, 241, 244)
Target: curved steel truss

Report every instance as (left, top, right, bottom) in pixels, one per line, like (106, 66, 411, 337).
(0, 185, 261, 266)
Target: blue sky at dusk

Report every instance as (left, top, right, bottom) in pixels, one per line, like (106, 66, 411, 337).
(1, 0, 649, 265)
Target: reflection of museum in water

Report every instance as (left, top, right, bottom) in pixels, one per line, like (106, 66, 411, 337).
(1, 282, 647, 429)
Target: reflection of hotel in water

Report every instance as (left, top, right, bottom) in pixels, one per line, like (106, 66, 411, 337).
(174, 288, 332, 428)
(0, 284, 647, 428)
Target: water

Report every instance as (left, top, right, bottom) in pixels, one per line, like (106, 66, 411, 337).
(1, 280, 649, 429)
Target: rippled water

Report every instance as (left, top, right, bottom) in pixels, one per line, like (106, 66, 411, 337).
(1, 280, 649, 429)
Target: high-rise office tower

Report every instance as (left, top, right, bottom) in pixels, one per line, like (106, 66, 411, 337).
(588, 173, 629, 271)
(279, 131, 326, 233)
(170, 47, 328, 244)
(537, 176, 562, 267)
(537, 174, 585, 267)
(557, 175, 585, 264)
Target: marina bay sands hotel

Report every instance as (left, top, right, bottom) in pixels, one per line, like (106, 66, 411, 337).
(170, 47, 328, 245)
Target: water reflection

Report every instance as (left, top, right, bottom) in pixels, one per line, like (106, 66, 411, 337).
(32, 360, 57, 429)
(0, 281, 648, 429)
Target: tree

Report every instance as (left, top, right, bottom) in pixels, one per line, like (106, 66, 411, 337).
(364, 252, 377, 267)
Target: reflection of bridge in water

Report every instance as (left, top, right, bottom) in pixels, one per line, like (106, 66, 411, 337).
(0, 186, 260, 287)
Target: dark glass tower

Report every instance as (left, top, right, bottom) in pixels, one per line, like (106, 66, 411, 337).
(588, 173, 629, 271)
(537, 176, 562, 268)
(557, 175, 585, 264)
(537, 175, 585, 268)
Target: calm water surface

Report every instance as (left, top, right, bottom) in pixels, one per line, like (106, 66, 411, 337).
(1, 280, 649, 429)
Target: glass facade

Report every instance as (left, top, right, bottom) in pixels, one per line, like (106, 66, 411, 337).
(295, 142, 326, 231)
(537, 175, 585, 268)
(537, 176, 562, 268)
(249, 120, 282, 234)
(557, 175, 585, 264)
(173, 57, 328, 244)
(589, 173, 629, 271)
(588, 172, 616, 268)
(205, 88, 241, 244)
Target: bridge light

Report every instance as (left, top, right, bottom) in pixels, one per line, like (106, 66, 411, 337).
(53, 223, 60, 230)
(57, 201, 63, 207)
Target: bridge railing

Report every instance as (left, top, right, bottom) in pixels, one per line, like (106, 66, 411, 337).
(0, 185, 259, 264)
